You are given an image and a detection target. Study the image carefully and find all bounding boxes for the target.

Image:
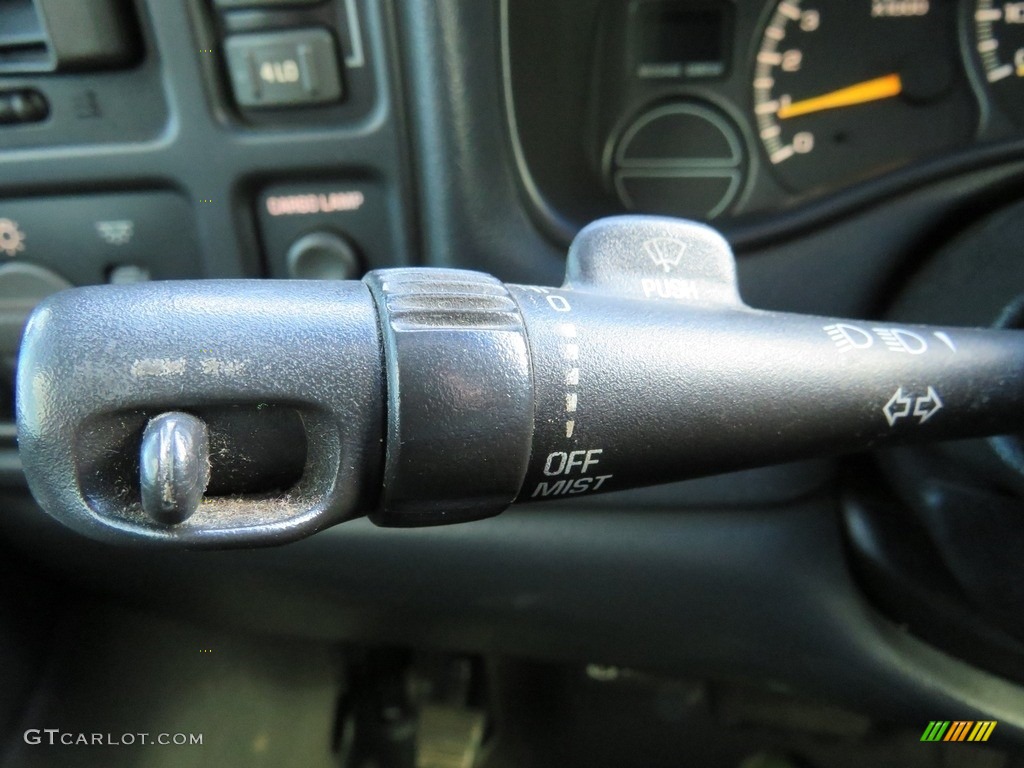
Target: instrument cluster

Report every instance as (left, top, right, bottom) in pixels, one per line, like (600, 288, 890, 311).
(603, 0, 1024, 220)
(506, 0, 1024, 229)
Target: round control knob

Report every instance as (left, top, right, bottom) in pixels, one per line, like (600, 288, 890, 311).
(0, 262, 71, 422)
(0, 262, 72, 360)
(0, 260, 71, 408)
(139, 412, 210, 525)
(610, 101, 745, 221)
(286, 231, 361, 280)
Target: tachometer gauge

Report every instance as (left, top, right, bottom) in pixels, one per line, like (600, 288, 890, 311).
(974, 1, 1024, 125)
(753, 0, 976, 194)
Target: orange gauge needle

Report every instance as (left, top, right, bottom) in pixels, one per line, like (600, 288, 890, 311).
(777, 73, 903, 120)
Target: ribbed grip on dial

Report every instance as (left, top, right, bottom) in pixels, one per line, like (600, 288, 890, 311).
(364, 269, 535, 526)
(374, 269, 523, 332)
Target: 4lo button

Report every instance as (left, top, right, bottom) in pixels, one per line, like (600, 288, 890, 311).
(225, 28, 344, 108)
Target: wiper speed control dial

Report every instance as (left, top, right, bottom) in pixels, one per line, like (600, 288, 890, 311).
(16, 217, 1024, 546)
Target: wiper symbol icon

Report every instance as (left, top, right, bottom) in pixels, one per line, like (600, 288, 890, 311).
(643, 237, 687, 273)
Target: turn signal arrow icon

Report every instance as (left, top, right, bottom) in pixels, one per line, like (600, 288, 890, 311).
(884, 386, 943, 427)
(913, 386, 943, 424)
(883, 388, 913, 427)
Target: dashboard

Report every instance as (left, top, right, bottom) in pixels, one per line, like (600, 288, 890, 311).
(2, 1, 1024, 766)
(508, 0, 1024, 234)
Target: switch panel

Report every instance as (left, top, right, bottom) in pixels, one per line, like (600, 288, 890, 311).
(224, 28, 343, 108)
(0, 192, 201, 286)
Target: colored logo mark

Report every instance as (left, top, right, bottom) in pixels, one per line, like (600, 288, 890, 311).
(920, 721, 996, 742)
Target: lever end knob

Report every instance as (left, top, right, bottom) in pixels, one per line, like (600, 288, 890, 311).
(140, 412, 210, 525)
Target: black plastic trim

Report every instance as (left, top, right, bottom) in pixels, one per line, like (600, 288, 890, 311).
(4, 492, 1024, 742)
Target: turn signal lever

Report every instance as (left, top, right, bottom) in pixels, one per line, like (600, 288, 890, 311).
(16, 217, 1024, 547)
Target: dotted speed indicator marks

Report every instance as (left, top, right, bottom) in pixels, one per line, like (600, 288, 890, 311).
(753, 0, 976, 193)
